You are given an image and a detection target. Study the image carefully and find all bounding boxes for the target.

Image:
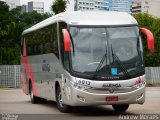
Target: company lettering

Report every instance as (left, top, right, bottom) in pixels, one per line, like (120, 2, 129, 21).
(102, 83, 121, 88)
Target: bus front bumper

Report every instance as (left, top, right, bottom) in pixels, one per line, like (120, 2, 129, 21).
(66, 85, 145, 106)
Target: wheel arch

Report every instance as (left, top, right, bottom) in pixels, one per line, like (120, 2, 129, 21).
(28, 78, 32, 94)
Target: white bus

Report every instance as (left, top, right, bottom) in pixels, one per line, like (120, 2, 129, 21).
(21, 11, 154, 113)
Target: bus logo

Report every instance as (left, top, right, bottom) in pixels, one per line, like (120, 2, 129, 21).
(42, 60, 50, 72)
(102, 83, 121, 93)
(102, 83, 121, 88)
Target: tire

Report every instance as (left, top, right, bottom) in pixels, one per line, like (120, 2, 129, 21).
(29, 83, 39, 104)
(56, 86, 72, 113)
(112, 104, 129, 112)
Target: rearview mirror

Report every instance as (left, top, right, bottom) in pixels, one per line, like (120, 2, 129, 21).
(140, 28, 154, 52)
(62, 29, 71, 52)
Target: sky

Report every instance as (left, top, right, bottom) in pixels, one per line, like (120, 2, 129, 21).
(20, 0, 54, 13)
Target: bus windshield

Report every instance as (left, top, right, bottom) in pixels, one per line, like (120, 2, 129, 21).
(69, 26, 144, 79)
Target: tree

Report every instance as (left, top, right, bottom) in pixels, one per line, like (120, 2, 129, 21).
(0, 1, 10, 27)
(0, 1, 10, 40)
(20, 11, 51, 29)
(51, 0, 67, 14)
(0, 3, 51, 65)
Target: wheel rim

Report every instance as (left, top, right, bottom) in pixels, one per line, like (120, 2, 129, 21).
(58, 90, 63, 108)
(30, 87, 33, 100)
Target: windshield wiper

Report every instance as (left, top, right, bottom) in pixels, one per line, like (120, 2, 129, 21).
(111, 45, 129, 79)
(92, 52, 107, 80)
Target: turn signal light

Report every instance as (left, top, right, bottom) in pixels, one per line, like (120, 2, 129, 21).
(135, 77, 142, 85)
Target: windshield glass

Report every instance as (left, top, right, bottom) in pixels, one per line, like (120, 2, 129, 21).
(69, 26, 144, 79)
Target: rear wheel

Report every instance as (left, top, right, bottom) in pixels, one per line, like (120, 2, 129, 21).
(112, 104, 129, 112)
(56, 86, 72, 113)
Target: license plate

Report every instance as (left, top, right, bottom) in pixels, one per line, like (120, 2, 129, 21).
(106, 96, 118, 101)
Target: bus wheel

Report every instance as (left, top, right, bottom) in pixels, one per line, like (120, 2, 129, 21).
(112, 104, 129, 112)
(29, 83, 39, 104)
(56, 86, 72, 113)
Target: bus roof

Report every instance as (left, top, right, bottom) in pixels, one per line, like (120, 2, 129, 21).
(23, 11, 138, 35)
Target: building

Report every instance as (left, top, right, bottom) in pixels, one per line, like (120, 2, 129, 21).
(132, 0, 141, 13)
(74, 0, 132, 13)
(28, 1, 44, 14)
(21, 5, 28, 14)
(74, 0, 109, 11)
(75, 0, 94, 11)
(66, 0, 74, 11)
(94, 0, 109, 11)
(6, 0, 20, 10)
(132, 0, 160, 17)
(108, 0, 132, 14)
(141, 0, 160, 17)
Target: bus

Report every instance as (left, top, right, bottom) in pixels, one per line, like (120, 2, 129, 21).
(21, 11, 154, 113)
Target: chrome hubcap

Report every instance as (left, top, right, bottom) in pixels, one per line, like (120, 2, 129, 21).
(30, 89, 33, 100)
(58, 91, 63, 108)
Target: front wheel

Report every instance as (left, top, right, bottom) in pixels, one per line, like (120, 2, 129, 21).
(112, 104, 129, 112)
(56, 86, 72, 113)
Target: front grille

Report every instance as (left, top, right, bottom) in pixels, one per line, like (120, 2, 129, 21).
(86, 87, 137, 94)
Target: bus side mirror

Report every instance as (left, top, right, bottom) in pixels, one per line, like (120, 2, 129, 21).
(62, 29, 71, 52)
(140, 28, 154, 52)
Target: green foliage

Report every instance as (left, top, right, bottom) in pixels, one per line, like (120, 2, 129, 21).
(146, 82, 160, 87)
(0, 2, 51, 65)
(20, 11, 51, 29)
(51, 0, 66, 14)
(0, 1, 10, 27)
(133, 13, 160, 66)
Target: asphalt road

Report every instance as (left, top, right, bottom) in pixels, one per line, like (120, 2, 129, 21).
(0, 87, 160, 120)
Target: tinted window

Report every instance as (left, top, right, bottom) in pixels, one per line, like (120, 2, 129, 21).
(25, 24, 59, 58)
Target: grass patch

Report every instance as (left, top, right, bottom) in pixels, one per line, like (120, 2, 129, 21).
(0, 86, 6, 88)
(0, 86, 21, 89)
(146, 82, 160, 87)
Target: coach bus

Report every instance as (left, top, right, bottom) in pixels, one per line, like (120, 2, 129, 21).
(21, 11, 154, 113)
